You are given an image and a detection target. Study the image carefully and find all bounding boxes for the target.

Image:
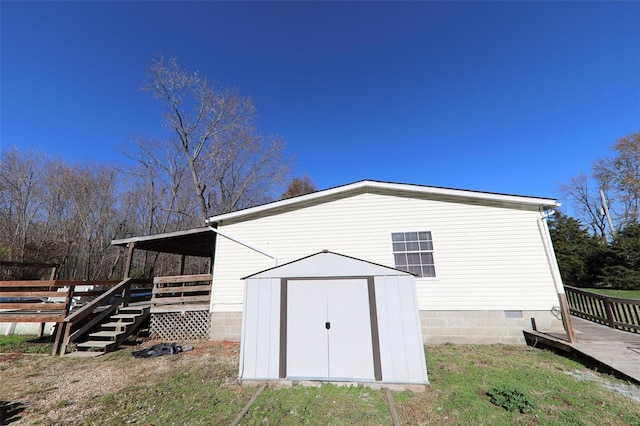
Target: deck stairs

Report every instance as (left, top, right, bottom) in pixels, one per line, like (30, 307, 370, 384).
(69, 304, 150, 357)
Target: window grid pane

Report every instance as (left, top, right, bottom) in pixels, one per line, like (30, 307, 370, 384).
(394, 253, 407, 267)
(391, 231, 436, 278)
(392, 233, 405, 242)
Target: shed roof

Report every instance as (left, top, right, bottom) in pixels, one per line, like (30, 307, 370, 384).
(111, 227, 215, 258)
(206, 180, 558, 225)
(245, 250, 414, 279)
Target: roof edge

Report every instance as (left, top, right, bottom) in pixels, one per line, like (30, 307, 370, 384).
(206, 180, 558, 224)
(111, 226, 212, 247)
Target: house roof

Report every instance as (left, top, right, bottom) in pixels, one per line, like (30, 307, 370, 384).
(111, 227, 215, 257)
(206, 179, 558, 225)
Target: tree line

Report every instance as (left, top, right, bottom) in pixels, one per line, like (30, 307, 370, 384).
(0, 57, 316, 281)
(551, 131, 640, 289)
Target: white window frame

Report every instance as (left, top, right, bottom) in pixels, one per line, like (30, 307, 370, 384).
(391, 231, 437, 278)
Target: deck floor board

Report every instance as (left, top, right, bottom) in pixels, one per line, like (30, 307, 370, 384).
(526, 317, 640, 384)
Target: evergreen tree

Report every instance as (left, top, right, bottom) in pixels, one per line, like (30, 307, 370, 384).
(599, 222, 640, 289)
(548, 211, 602, 288)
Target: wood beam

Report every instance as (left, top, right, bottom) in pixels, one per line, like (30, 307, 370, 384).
(124, 242, 136, 279)
(558, 293, 577, 343)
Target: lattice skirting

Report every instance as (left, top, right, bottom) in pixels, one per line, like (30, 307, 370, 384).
(150, 311, 211, 341)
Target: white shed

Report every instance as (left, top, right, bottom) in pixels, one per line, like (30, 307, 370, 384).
(239, 251, 429, 387)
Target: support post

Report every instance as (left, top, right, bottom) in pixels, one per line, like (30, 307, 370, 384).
(60, 323, 72, 356)
(604, 297, 616, 328)
(124, 242, 136, 279)
(49, 265, 58, 280)
(52, 322, 69, 356)
(558, 293, 577, 343)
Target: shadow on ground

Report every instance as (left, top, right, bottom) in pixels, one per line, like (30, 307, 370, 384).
(0, 400, 27, 425)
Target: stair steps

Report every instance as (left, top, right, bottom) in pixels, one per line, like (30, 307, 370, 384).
(65, 351, 103, 358)
(76, 340, 116, 351)
(73, 304, 150, 355)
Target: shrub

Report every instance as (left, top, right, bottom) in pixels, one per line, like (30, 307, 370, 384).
(486, 386, 536, 414)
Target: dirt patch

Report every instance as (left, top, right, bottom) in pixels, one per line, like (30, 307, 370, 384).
(565, 370, 640, 403)
(0, 340, 240, 425)
(441, 362, 465, 374)
(0, 353, 21, 363)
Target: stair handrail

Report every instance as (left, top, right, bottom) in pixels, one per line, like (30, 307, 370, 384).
(53, 277, 152, 355)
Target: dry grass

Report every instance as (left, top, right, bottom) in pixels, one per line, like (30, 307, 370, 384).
(1, 340, 243, 425)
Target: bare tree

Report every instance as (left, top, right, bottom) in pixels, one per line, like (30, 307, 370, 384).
(559, 173, 608, 238)
(206, 127, 289, 213)
(120, 136, 201, 276)
(594, 131, 640, 227)
(281, 175, 318, 199)
(0, 150, 126, 279)
(45, 162, 124, 280)
(123, 136, 198, 233)
(140, 55, 290, 222)
(561, 131, 640, 235)
(0, 148, 46, 261)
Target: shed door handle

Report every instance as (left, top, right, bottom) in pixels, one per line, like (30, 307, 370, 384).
(325, 322, 331, 329)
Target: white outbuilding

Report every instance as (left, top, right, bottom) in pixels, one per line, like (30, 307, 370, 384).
(239, 251, 429, 387)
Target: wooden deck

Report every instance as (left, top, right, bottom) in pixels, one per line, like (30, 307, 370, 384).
(524, 317, 640, 384)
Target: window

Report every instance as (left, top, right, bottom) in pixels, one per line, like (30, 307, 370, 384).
(391, 231, 436, 277)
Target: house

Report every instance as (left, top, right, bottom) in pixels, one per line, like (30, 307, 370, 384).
(203, 180, 567, 345)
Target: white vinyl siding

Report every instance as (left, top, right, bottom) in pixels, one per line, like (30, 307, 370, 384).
(211, 192, 558, 313)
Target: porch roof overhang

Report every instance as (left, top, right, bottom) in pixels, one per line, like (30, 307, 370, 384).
(111, 227, 215, 258)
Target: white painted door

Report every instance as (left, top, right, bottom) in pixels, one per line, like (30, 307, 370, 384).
(287, 280, 329, 378)
(326, 279, 375, 380)
(286, 279, 375, 381)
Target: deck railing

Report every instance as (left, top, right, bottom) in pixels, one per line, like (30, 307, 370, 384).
(0, 281, 73, 323)
(0, 280, 122, 323)
(151, 274, 212, 313)
(565, 286, 640, 334)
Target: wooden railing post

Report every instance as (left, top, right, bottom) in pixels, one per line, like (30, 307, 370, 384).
(122, 279, 132, 307)
(52, 323, 63, 356)
(59, 322, 72, 356)
(53, 322, 70, 356)
(604, 297, 616, 328)
(63, 284, 76, 317)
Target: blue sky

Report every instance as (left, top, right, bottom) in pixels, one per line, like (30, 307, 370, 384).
(1, 1, 639, 203)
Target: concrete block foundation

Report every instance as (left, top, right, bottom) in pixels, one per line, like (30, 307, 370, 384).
(210, 312, 243, 341)
(210, 310, 566, 345)
(420, 310, 565, 344)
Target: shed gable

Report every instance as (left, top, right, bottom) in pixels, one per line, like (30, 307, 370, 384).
(246, 251, 413, 279)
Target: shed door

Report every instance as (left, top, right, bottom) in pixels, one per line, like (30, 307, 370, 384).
(286, 278, 375, 381)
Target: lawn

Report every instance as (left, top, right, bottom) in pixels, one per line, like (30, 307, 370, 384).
(0, 334, 52, 354)
(1, 338, 639, 425)
(587, 288, 640, 300)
